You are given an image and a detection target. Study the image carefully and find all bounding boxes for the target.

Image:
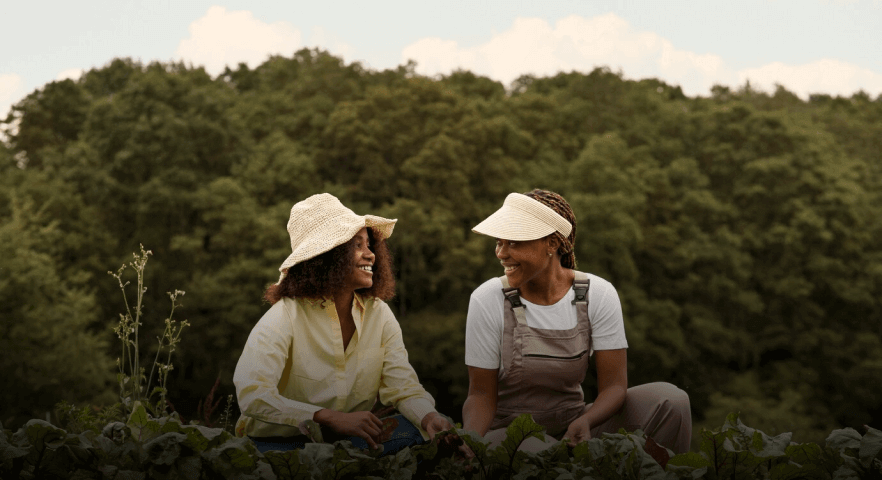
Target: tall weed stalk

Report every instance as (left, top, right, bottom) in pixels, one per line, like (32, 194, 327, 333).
(109, 245, 189, 417)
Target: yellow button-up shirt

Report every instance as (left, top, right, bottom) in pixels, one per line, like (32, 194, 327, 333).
(233, 294, 436, 439)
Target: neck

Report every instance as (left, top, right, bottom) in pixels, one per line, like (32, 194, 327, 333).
(519, 264, 572, 305)
(332, 289, 355, 310)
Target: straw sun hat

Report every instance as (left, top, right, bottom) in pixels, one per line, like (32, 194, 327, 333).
(472, 193, 572, 241)
(276, 193, 396, 284)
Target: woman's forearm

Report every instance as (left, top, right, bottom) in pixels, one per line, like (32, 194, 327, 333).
(462, 394, 496, 436)
(581, 384, 627, 429)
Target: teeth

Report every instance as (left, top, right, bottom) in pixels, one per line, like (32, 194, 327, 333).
(504, 265, 517, 272)
(359, 266, 372, 272)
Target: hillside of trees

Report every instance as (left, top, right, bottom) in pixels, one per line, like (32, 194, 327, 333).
(1, 49, 880, 446)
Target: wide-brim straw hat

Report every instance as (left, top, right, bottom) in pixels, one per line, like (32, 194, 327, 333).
(472, 193, 572, 241)
(277, 193, 396, 284)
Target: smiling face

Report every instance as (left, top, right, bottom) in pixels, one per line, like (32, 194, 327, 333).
(343, 227, 376, 292)
(495, 237, 557, 289)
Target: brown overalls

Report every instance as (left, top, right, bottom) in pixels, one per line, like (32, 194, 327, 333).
(484, 271, 693, 453)
(489, 271, 593, 439)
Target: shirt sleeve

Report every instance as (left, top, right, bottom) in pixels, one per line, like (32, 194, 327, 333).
(590, 280, 629, 351)
(464, 286, 503, 369)
(233, 303, 323, 431)
(374, 303, 436, 434)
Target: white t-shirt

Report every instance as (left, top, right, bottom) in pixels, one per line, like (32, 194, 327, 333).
(465, 273, 628, 371)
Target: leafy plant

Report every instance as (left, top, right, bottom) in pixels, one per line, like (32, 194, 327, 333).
(1, 412, 880, 479)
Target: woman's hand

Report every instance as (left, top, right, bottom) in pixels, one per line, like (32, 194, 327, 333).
(314, 409, 384, 449)
(422, 412, 474, 459)
(421, 411, 455, 439)
(563, 416, 592, 446)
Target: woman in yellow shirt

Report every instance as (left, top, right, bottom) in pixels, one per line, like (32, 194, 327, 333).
(234, 193, 453, 454)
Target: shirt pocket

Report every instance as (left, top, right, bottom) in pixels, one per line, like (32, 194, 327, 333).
(354, 347, 384, 397)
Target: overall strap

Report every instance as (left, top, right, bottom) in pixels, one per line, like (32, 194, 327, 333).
(571, 271, 590, 305)
(499, 276, 527, 325)
(571, 270, 592, 331)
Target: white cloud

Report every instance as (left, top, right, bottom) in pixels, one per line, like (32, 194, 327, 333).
(401, 13, 736, 96)
(402, 13, 882, 99)
(738, 59, 882, 98)
(1, 73, 25, 124)
(175, 6, 302, 75)
(308, 27, 355, 64)
(56, 68, 84, 82)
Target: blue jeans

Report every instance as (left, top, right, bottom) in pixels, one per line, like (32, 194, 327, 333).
(249, 414, 424, 456)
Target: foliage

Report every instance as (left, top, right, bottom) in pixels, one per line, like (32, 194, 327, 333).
(1, 49, 881, 441)
(1, 412, 879, 479)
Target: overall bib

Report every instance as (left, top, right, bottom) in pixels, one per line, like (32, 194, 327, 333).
(490, 271, 592, 439)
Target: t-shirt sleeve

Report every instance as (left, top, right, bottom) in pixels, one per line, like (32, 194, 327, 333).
(590, 280, 629, 351)
(464, 285, 502, 369)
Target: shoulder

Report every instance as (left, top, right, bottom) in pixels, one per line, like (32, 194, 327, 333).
(470, 277, 504, 303)
(583, 272, 618, 297)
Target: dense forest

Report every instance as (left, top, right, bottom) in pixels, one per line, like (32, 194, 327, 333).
(1, 48, 880, 448)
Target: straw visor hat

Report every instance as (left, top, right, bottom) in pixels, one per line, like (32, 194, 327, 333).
(276, 193, 396, 284)
(472, 193, 572, 241)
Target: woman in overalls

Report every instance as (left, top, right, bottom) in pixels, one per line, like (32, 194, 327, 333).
(233, 193, 454, 454)
(462, 189, 692, 453)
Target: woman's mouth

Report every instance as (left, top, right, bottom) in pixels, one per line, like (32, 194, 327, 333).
(503, 265, 519, 273)
(359, 265, 373, 272)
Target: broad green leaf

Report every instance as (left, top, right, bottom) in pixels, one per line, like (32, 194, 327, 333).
(143, 432, 186, 466)
(665, 464, 708, 479)
(0, 426, 30, 469)
(832, 463, 862, 480)
(826, 428, 862, 452)
(456, 429, 489, 462)
(126, 402, 161, 442)
(15, 419, 67, 451)
(859, 425, 882, 468)
(769, 460, 827, 480)
(263, 449, 310, 479)
(501, 414, 547, 453)
(667, 452, 712, 469)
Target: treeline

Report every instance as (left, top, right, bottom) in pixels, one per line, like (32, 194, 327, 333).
(1, 49, 880, 444)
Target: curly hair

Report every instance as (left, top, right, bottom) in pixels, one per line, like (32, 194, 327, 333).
(523, 189, 578, 269)
(264, 227, 396, 304)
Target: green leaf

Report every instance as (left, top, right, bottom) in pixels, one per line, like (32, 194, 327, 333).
(18, 419, 67, 450)
(263, 449, 311, 479)
(769, 460, 828, 480)
(859, 425, 882, 468)
(491, 413, 547, 471)
(826, 428, 862, 452)
(202, 436, 258, 475)
(126, 402, 161, 442)
(143, 432, 186, 466)
(667, 451, 712, 469)
(0, 430, 29, 473)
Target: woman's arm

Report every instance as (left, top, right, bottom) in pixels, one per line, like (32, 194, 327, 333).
(374, 309, 452, 438)
(563, 348, 627, 444)
(462, 366, 499, 436)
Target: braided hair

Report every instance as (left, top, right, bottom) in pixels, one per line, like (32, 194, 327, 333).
(524, 189, 577, 269)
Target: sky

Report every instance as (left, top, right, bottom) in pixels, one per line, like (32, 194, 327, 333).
(2, 0, 882, 123)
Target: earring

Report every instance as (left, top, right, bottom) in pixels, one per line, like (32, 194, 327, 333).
(548, 252, 553, 257)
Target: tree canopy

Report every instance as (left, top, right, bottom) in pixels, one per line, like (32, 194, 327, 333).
(2, 50, 880, 444)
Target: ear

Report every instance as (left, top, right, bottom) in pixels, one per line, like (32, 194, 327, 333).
(546, 235, 561, 253)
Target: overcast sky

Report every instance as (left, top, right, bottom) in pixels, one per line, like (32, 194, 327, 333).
(2, 0, 881, 122)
